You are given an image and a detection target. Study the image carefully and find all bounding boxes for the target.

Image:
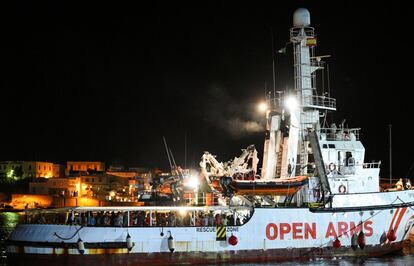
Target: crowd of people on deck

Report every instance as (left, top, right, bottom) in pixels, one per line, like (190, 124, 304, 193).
(24, 209, 252, 227)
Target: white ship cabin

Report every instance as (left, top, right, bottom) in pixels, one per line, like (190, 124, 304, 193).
(21, 206, 254, 228)
(318, 126, 381, 194)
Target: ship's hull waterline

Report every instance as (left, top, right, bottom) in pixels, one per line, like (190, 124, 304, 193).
(5, 242, 405, 265)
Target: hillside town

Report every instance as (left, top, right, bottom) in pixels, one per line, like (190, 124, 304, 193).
(0, 161, 209, 210)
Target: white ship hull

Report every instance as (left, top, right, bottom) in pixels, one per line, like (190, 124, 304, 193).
(6, 190, 414, 264)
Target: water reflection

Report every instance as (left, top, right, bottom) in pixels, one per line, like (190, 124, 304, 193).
(0, 212, 20, 235)
(0, 212, 20, 266)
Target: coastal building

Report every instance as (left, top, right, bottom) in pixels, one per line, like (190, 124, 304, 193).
(79, 173, 111, 199)
(53, 164, 65, 178)
(0, 161, 54, 180)
(67, 161, 105, 172)
(29, 177, 80, 196)
(107, 166, 153, 192)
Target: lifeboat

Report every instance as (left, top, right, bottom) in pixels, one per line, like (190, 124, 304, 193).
(229, 176, 309, 196)
(210, 178, 222, 192)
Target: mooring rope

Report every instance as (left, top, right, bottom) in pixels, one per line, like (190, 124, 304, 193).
(54, 226, 84, 241)
(396, 196, 414, 211)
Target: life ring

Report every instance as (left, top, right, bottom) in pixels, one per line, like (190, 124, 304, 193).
(338, 185, 347, 194)
(329, 163, 336, 172)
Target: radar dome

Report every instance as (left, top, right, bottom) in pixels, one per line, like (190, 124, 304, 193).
(293, 8, 311, 27)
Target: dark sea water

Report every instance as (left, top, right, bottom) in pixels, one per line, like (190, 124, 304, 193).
(2, 212, 414, 265)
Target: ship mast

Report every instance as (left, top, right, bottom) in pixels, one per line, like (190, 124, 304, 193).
(288, 8, 336, 177)
(261, 8, 336, 183)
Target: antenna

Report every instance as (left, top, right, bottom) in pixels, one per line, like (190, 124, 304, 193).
(321, 63, 325, 95)
(389, 124, 392, 185)
(169, 148, 184, 181)
(184, 133, 187, 170)
(169, 148, 177, 169)
(327, 63, 331, 96)
(163, 136, 173, 170)
(405, 159, 414, 177)
(270, 28, 276, 97)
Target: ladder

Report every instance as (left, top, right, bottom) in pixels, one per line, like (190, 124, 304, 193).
(308, 129, 331, 193)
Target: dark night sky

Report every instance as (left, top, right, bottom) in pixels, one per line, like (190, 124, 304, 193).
(1, 1, 413, 177)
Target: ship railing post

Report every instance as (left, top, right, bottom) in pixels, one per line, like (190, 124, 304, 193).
(192, 210, 195, 226)
(150, 210, 153, 226)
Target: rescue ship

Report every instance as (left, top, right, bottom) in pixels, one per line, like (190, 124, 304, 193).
(5, 8, 414, 265)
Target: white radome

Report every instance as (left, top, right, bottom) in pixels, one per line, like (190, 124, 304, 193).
(293, 8, 311, 27)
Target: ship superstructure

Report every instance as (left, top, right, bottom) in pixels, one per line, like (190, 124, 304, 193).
(261, 8, 381, 198)
(200, 8, 380, 207)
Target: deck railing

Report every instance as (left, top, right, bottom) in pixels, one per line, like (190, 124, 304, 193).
(302, 95, 336, 110)
(265, 94, 336, 111)
(318, 128, 361, 141)
(20, 206, 254, 228)
(363, 161, 382, 169)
